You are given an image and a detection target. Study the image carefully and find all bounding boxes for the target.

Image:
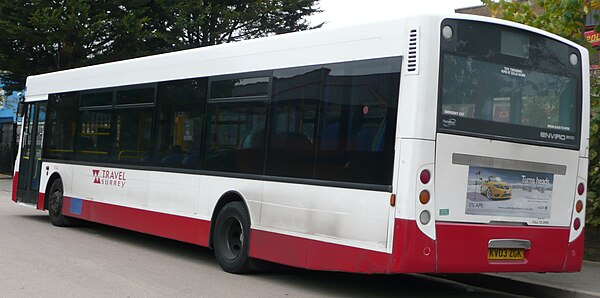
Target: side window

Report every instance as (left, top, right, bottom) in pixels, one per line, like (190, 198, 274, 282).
(203, 75, 269, 174)
(44, 92, 79, 159)
(154, 78, 208, 167)
(114, 108, 153, 163)
(314, 57, 401, 185)
(112, 87, 155, 163)
(75, 85, 156, 164)
(76, 109, 113, 161)
(265, 66, 322, 178)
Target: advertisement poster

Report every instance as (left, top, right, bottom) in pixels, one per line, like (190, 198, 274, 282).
(465, 166, 553, 219)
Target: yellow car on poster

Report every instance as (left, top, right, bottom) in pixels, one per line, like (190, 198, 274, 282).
(481, 176, 512, 200)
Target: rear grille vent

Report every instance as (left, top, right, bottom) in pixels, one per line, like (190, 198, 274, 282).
(407, 28, 419, 73)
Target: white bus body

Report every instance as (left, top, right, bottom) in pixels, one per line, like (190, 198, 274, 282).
(14, 13, 589, 273)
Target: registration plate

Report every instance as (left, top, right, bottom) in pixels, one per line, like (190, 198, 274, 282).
(487, 248, 524, 260)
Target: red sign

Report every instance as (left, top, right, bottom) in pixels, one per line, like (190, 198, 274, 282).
(586, 30, 600, 47)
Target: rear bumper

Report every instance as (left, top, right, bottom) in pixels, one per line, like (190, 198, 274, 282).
(435, 222, 583, 272)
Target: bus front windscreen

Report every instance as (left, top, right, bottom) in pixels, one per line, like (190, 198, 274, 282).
(438, 19, 582, 149)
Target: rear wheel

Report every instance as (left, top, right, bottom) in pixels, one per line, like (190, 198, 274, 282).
(486, 188, 493, 200)
(48, 179, 72, 227)
(213, 201, 251, 273)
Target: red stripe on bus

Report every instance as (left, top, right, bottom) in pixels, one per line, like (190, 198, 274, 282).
(249, 219, 439, 273)
(436, 222, 578, 272)
(61, 197, 210, 247)
(564, 229, 585, 272)
(389, 218, 437, 273)
(249, 229, 392, 273)
(11, 172, 18, 202)
(37, 192, 45, 210)
(42, 196, 583, 274)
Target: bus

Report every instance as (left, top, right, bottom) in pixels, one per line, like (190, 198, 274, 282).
(13, 13, 589, 274)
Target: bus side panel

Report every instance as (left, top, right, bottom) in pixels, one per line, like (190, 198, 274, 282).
(564, 231, 585, 272)
(37, 192, 45, 210)
(61, 197, 211, 247)
(389, 218, 436, 273)
(249, 229, 391, 273)
(260, 182, 391, 253)
(42, 163, 215, 247)
(11, 171, 18, 202)
(436, 222, 572, 272)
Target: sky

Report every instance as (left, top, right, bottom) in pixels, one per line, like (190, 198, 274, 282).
(310, 0, 484, 28)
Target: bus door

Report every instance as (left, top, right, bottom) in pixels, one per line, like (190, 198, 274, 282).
(16, 102, 46, 205)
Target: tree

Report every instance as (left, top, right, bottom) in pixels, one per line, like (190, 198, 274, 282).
(482, 0, 600, 226)
(0, 0, 321, 94)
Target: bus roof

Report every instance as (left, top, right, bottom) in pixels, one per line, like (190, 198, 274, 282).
(24, 13, 585, 102)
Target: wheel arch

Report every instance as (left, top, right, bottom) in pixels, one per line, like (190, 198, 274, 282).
(43, 172, 63, 210)
(209, 190, 250, 249)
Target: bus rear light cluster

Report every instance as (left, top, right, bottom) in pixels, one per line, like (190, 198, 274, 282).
(572, 181, 586, 233)
(417, 168, 433, 227)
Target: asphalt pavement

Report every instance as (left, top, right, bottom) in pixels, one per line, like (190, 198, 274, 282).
(0, 177, 600, 297)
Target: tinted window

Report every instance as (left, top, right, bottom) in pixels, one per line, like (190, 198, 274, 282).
(114, 108, 153, 163)
(116, 87, 155, 105)
(266, 66, 322, 178)
(44, 92, 79, 159)
(203, 102, 267, 174)
(76, 110, 112, 161)
(210, 77, 269, 98)
(81, 91, 112, 107)
(439, 19, 582, 149)
(154, 78, 208, 167)
(314, 58, 400, 185)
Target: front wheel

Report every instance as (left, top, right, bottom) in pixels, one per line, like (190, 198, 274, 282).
(213, 201, 251, 273)
(47, 179, 72, 227)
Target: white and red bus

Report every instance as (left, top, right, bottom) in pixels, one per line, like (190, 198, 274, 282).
(13, 13, 589, 274)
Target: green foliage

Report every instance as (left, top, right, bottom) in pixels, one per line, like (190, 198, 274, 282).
(0, 0, 321, 94)
(482, 0, 593, 44)
(482, 0, 600, 226)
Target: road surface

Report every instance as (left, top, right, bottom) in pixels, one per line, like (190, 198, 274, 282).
(0, 179, 513, 297)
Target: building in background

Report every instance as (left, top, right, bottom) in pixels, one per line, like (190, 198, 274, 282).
(0, 88, 19, 175)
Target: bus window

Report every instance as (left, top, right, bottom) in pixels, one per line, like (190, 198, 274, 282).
(114, 108, 153, 163)
(76, 110, 112, 161)
(44, 92, 79, 160)
(314, 58, 400, 185)
(266, 65, 322, 179)
(203, 102, 267, 174)
(154, 78, 207, 168)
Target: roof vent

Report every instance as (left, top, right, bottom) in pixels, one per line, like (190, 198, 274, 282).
(407, 28, 419, 74)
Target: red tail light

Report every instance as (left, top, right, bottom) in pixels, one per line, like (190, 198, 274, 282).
(574, 218, 581, 230)
(577, 183, 585, 196)
(420, 170, 431, 184)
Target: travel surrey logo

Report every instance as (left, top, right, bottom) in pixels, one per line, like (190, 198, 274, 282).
(92, 169, 127, 188)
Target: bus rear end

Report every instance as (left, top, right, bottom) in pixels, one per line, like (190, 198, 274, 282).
(434, 19, 588, 272)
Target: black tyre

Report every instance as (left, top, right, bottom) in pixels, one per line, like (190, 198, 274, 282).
(213, 201, 251, 273)
(486, 188, 493, 200)
(47, 179, 72, 227)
